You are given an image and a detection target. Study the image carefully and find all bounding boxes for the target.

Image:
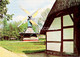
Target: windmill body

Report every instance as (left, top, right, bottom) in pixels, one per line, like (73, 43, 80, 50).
(25, 16, 35, 33)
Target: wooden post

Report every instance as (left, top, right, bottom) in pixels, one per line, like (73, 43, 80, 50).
(61, 16, 63, 53)
(74, 6, 80, 55)
(46, 32, 47, 51)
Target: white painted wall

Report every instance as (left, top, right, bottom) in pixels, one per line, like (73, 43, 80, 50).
(47, 43, 61, 51)
(63, 28, 73, 39)
(47, 31, 61, 51)
(47, 31, 61, 41)
(63, 14, 73, 26)
(63, 42, 74, 53)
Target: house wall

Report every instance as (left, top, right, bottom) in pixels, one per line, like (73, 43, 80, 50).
(46, 14, 74, 55)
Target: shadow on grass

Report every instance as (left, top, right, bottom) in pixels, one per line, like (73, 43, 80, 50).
(22, 50, 47, 57)
(29, 42, 46, 45)
(23, 49, 46, 54)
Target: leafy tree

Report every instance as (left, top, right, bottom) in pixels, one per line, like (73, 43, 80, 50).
(2, 21, 22, 40)
(5, 14, 14, 21)
(32, 25, 39, 33)
(8, 22, 19, 38)
(2, 18, 9, 37)
(2, 13, 14, 38)
(0, 0, 21, 40)
(38, 8, 50, 27)
(0, 0, 10, 19)
(41, 8, 50, 22)
(19, 22, 28, 32)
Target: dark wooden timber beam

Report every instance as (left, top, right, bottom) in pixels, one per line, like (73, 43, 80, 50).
(46, 32, 47, 51)
(74, 5, 80, 55)
(61, 16, 63, 53)
(69, 14, 74, 23)
(63, 26, 74, 28)
(63, 39, 74, 41)
(47, 29, 61, 32)
(47, 41, 61, 43)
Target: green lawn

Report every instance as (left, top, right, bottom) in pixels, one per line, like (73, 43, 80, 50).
(0, 41, 46, 53)
(39, 38, 46, 42)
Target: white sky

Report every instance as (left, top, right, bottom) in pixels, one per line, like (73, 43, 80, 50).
(7, 0, 56, 22)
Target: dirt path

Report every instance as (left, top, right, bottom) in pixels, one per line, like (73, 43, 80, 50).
(0, 47, 21, 57)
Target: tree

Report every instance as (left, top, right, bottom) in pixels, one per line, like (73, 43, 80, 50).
(8, 22, 19, 39)
(0, 0, 20, 40)
(2, 18, 9, 40)
(5, 14, 14, 21)
(41, 8, 50, 22)
(19, 22, 28, 32)
(32, 25, 39, 33)
(0, 0, 10, 19)
(38, 8, 50, 27)
(2, 21, 22, 40)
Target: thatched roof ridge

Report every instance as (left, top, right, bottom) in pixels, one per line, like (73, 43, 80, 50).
(49, 0, 80, 16)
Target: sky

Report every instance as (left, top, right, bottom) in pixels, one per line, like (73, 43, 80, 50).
(7, 0, 56, 22)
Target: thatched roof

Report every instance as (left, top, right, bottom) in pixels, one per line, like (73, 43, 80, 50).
(49, 0, 80, 16)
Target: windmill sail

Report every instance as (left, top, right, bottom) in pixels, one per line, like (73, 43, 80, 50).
(22, 17, 27, 22)
(18, 17, 27, 27)
(32, 9, 40, 18)
(20, 6, 30, 15)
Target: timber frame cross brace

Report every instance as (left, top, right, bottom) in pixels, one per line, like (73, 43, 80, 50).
(69, 14, 74, 23)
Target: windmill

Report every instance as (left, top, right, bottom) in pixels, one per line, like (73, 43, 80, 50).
(18, 6, 40, 33)
(18, 6, 40, 41)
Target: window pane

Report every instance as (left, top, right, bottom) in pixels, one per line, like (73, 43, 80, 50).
(63, 14, 73, 26)
(63, 42, 74, 53)
(47, 43, 61, 51)
(49, 17, 61, 30)
(63, 28, 73, 39)
(47, 31, 61, 41)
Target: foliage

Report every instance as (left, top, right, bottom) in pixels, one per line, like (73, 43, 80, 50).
(38, 18, 42, 27)
(38, 8, 50, 27)
(5, 14, 14, 21)
(0, 0, 13, 21)
(32, 25, 39, 33)
(1, 18, 28, 39)
(2, 18, 9, 37)
(41, 8, 50, 21)
(8, 22, 20, 38)
(19, 22, 28, 32)
(0, 0, 28, 39)
(0, 0, 10, 19)
(0, 41, 46, 53)
(39, 38, 46, 42)
(2, 20, 22, 39)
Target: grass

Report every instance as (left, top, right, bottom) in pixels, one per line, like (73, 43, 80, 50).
(39, 38, 46, 41)
(0, 41, 46, 53)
